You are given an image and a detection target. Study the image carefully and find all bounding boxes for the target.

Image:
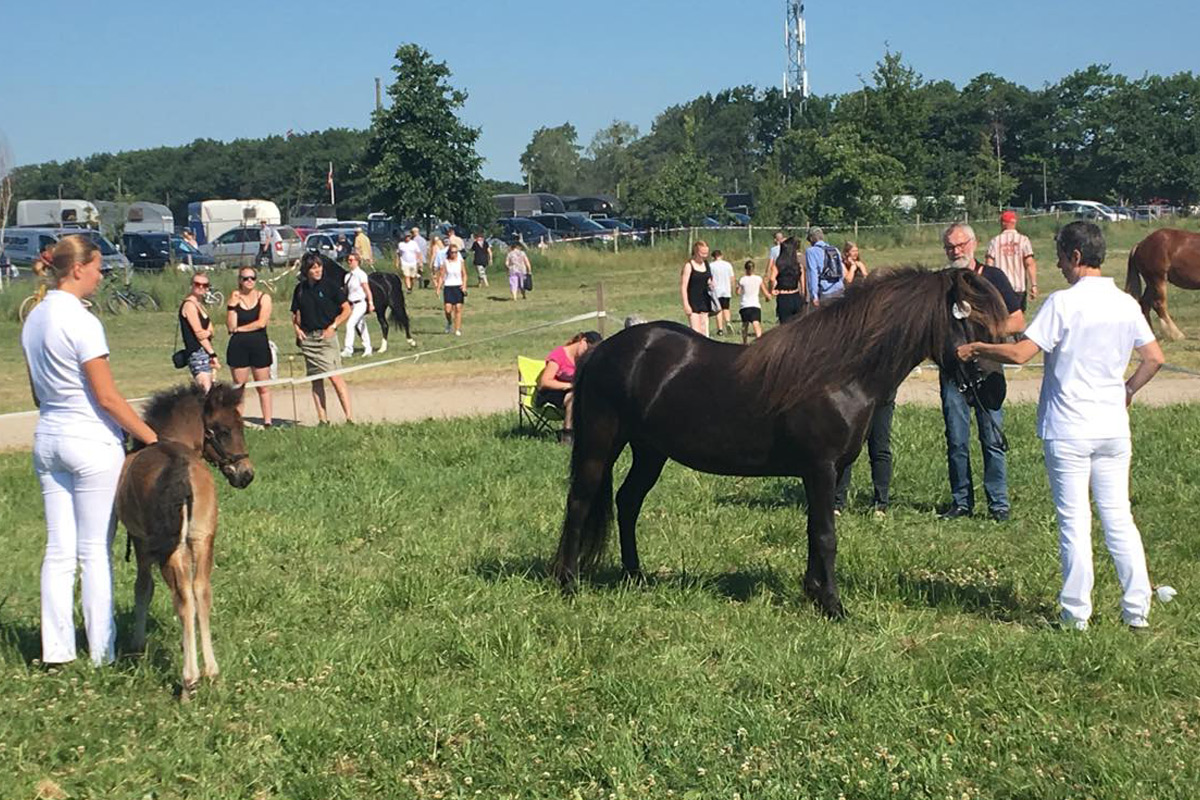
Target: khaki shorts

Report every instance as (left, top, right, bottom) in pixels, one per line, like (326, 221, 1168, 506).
(299, 331, 342, 376)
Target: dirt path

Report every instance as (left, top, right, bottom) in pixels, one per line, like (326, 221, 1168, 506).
(4, 371, 1200, 452)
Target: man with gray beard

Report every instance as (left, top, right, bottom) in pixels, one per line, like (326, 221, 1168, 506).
(938, 222, 1024, 522)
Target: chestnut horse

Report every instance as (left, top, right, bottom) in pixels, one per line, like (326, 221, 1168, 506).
(1125, 228, 1200, 340)
(552, 267, 1009, 618)
(117, 383, 254, 697)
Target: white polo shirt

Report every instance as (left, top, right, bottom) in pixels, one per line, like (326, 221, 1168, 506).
(1024, 276, 1155, 441)
(709, 259, 734, 298)
(21, 290, 123, 443)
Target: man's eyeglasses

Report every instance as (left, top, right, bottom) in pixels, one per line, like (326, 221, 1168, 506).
(944, 239, 974, 251)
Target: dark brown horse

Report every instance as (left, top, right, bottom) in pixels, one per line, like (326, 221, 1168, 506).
(1125, 228, 1200, 340)
(118, 383, 253, 697)
(552, 267, 1008, 617)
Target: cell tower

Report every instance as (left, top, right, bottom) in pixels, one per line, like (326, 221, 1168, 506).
(783, 0, 808, 128)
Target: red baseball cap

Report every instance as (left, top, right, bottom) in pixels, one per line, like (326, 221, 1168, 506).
(1000, 210, 1018, 224)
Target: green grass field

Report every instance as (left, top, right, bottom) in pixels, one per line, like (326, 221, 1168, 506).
(3, 218, 1200, 414)
(1, 406, 1199, 799)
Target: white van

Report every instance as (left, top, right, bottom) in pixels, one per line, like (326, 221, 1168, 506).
(188, 199, 281, 245)
(1, 227, 130, 272)
(16, 199, 101, 228)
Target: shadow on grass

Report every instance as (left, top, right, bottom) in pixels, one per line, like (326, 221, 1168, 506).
(471, 555, 790, 605)
(894, 571, 1050, 623)
(496, 426, 561, 443)
(0, 613, 40, 663)
(714, 481, 808, 511)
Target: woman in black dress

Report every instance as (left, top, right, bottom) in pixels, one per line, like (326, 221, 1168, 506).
(680, 239, 715, 336)
(225, 267, 274, 427)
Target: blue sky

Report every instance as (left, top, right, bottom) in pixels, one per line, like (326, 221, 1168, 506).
(2, 0, 1197, 182)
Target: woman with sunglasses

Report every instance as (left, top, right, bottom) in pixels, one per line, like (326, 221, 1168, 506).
(226, 268, 274, 427)
(180, 273, 219, 392)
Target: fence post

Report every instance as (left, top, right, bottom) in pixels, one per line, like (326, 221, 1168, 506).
(688, 227, 694, 251)
(965, 210, 970, 225)
(596, 282, 606, 337)
(854, 220, 859, 238)
(613, 230, 619, 254)
(748, 224, 753, 248)
(650, 227, 655, 248)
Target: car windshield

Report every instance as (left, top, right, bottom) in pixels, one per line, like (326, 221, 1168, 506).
(80, 231, 118, 256)
(573, 217, 606, 232)
(1095, 203, 1116, 215)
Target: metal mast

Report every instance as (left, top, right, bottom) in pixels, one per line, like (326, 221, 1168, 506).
(784, 1, 808, 128)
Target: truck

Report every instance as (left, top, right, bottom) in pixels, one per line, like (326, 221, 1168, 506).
(187, 199, 281, 245)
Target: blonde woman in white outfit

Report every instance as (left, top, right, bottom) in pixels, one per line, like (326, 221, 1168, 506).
(20, 236, 159, 665)
(437, 243, 467, 336)
(957, 221, 1164, 631)
(341, 253, 374, 357)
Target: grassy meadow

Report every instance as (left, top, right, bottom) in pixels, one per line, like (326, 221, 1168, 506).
(3, 217, 1200, 414)
(1, 405, 1200, 799)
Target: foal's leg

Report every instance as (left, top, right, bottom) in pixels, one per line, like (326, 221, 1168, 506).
(615, 444, 668, 580)
(131, 546, 155, 653)
(191, 470, 219, 679)
(802, 463, 844, 618)
(161, 550, 200, 696)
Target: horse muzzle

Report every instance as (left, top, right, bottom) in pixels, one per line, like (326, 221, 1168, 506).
(221, 458, 255, 488)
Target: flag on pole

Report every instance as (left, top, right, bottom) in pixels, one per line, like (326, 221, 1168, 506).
(327, 162, 335, 205)
(285, 128, 293, 140)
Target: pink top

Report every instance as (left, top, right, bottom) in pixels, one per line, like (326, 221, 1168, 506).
(545, 345, 575, 382)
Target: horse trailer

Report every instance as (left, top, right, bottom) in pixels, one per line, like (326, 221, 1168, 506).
(493, 193, 565, 218)
(16, 199, 101, 229)
(188, 199, 281, 245)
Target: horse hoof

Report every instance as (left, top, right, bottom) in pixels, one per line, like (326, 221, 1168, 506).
(822, 598, 847, 619)
(379, 341, 388, 353)
(623, 568, 647, 585)
(407, 339, 417, 348)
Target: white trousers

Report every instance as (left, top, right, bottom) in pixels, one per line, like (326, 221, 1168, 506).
(1043, 437, 1151, 626)
(33, 433, 125, 665)
(344, 300, 372, 353)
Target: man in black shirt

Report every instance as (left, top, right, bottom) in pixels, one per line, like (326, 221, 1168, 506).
(291, 253, 354, 424)
(469, 232, 491, 288)
(938, 222, 1025, 522)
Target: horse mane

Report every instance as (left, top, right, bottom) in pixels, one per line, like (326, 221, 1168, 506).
(737, 267, 976, 413)
(142, 383, 207, 431)
(205, 382, 244, 413)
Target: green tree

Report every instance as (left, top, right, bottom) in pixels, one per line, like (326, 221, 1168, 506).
(773, 124, 904, 225)
(579, 120, 639, 198)
(624, 118, 721, 227)
(519, 123, 581, 195)
(363, 44, 484, 226)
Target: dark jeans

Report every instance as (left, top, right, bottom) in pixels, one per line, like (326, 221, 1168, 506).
(939, 370, 1009, 513)
(834, 392, 895, 510)
(776, 292, 803, 324)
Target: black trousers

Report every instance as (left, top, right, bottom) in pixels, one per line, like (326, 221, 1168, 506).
(776, 292, 803, 324)
(834, 391, 896, 510)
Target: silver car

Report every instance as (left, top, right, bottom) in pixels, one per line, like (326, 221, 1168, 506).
(201, 225, 304, 268)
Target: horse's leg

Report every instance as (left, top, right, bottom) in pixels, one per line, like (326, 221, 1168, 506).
(392, 277, 416, 346)
(1150, 275, 1185, 340)
(802, 462, 845, 618)
(191, 470, 219, 680)
(160, 549, 200, 697)
(374, 285, 389, 352)
(615, 443, 667, 580)
(553, 408, 625, 588)
(131, 543, 155, 653)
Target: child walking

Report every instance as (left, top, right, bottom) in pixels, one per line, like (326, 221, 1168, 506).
(736, 259, 769, 343)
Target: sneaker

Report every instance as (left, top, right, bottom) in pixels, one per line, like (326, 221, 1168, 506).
(938, 505, 972, 520)
(989, 508, 1011, 522)
(1060, 611, 1089, 631)
(340, 349, 353, 357)
(454, 330, 461, 337)
(1126, 615, 1150, 632)
(363, 348, 373, 357)
(444, 323, 452, 333)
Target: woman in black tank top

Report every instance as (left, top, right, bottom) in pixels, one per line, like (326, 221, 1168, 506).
(680, 239, 715, 336)
(225, 268, 275, 427)
(180, 274, 217, 391)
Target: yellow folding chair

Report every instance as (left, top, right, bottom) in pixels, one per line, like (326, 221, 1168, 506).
(517, 355, 565, 435)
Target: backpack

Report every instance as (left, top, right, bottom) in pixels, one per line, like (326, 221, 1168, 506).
(819, 243, 843, 283)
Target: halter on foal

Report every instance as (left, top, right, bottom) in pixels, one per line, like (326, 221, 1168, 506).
(117, 383, 253, 697)
(552, 267, 1008, 617)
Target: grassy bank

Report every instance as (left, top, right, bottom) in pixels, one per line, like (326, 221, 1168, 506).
(1, 406, 1198, 798)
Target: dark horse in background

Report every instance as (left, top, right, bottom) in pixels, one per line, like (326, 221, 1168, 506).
(119, 383, 254, 698)
(552, 267, 1008, 617)
(322, 254, 417, 350)
(1126, 228, 1200, 340)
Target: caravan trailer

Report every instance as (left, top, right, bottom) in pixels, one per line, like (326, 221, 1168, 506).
(187, 199, 281, 244)
(16, 199, 100, 229)
(125, 201, 175, 233)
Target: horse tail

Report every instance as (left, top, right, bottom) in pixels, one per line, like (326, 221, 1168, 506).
(1126, 243, 1143, 298)
(146, 447, 195, 565)
(554, 361, 616, 578)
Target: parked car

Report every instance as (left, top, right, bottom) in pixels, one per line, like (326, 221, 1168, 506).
(1, 226, 129, 272)
(304, 232, 341, 260)
(1047, 200, 1130, 222)
(497, 217, 554, 246)
(200, 224, 303, 268)
(318, 220, 368, 233)
(532, 213, 611, 242)
(593, 217, 643, 242)
(122, 231, 215, 271)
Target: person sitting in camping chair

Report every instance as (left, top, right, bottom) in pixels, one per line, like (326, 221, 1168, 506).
(537, 331, 602, 444)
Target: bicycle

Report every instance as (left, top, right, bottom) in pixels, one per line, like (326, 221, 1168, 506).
(99, 272, 160, 315)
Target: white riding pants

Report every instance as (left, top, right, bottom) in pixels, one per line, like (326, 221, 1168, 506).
(33, 433, 125, 665)
(1043, 437, 1151, 626)
(344, 300, 372, 353)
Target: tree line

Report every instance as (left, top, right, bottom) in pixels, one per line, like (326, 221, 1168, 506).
(8, 47, 1199, 231)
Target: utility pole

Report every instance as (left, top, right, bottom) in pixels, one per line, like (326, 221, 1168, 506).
(784, 1, 809, 129)
(374, 77, 382, 112)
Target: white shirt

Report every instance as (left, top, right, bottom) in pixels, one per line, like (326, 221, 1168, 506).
(441, 256, 465, 287)
(1024, 276, 1155, 441)
(986, 229, 1034, 292)
(397, 240, 421, 266)
(738, 274, 764, 309)
(768, 244, 781, 264)
(709, 259, 735, 298)
(413, 234, 429, 259)
(345, 266, 370, 303)
(21, 290, 123, 443)
(259, 226, 272, 245)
